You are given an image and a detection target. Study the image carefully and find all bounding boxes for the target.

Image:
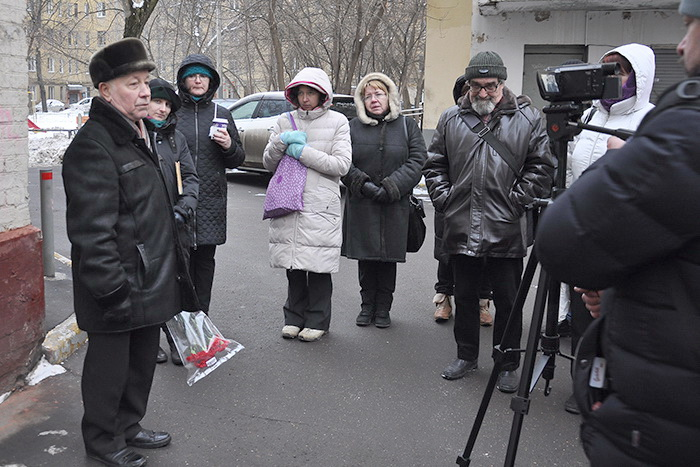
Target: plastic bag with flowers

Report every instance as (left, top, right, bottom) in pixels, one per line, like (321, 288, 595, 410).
(166, 311, 244, 386)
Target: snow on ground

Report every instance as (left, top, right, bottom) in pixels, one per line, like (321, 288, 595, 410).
(27, 110, 84, 167)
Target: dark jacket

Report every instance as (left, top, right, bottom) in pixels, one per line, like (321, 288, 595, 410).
(424, 87, 554, 258)
(62, 97, 180, 332)
(175, 54, 245, 246)
(536, 79, 700, 466)
(341, 72, 426, 262)
(145, 114, 198, 252)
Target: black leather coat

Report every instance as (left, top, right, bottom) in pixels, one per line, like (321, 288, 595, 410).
(175, 54, 245, 246)
(62, 97, 181, 332)
(424, 87, 554, 258)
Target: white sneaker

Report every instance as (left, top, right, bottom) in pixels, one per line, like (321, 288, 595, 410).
(282, 325, 301, 339)
(298, 328, 327, 342)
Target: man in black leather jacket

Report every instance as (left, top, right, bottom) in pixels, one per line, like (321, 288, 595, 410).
(424, 51, 554, 392)
(63, 39, 189, 467)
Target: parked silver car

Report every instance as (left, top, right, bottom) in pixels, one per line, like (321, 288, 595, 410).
(225, 91, 356, 172)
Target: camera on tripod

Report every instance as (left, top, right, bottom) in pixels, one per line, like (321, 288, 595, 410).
(536, 62, 621, 103)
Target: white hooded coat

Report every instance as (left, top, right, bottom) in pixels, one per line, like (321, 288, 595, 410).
(567, 43, 656, 185)
(263, 68, 352, 273)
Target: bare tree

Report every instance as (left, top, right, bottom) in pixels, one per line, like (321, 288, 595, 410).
(122, 0, 160, 37)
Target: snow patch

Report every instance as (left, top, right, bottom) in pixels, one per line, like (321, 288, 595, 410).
(0, 391, 10, 404)
(26, 356, 66, 386)
(39, 430, 69, 436)
(44, 445, 68, 455)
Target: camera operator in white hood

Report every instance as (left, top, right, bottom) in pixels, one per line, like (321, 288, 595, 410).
(568, 43, 656, 184)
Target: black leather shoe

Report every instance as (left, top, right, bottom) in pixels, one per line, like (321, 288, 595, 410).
(156, 347, 167, 364)
(170, 348, 183, 366)
(374, 310, 391, 328)
(355, 308, 373, 326)
(441, 358, 478, 380)
(557, 319, 572, 338)
(497, 370, 520, 393)
(564, 393, 581, 414)
(87, 447, 147, 466)
(126, 429, 171, 449)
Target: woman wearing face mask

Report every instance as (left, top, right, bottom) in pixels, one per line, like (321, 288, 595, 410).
(263, 67, 352, 342)
(341, 72, 426, 328)
(144, 78, 199, 365)
(561, 43, 656, 415)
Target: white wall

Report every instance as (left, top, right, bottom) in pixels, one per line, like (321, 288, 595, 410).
(471, 5, 685, 95)
(0, 0, 30, 232)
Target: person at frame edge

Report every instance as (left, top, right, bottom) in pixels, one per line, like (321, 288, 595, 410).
(144, 78, 200, 366)
(62, 38, 199, 467)
(429, 74, 495, 327)
(536, 1, 700, 464)
(263, 67, 352, 343)
(558, 43, 656, 415)
(175, 54, 246, 315)
(340, 72, 427, 329)
(423, 51, 555, 392)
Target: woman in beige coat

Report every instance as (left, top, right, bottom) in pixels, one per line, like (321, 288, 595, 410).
(263, 67, 352, 342)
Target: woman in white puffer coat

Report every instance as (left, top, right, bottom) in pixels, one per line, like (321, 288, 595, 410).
(263, 67, 352, 342)
(560, 42, 656, 414)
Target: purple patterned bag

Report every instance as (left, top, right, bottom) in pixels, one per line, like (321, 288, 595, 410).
(262, 113, 307, 220)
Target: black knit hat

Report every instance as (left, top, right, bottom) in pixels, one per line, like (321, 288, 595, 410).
(464, 51, 507, 81)
(89, 38, 155, 88)
(149, 78, 181, 112)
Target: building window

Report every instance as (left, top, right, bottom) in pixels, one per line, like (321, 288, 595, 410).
(57, 1, 62, 16)
(72, 2, 78, 16)
(84, 2, 89, 14)
(48, 57, 55, 73)
(85, 31, 90, 46)
(68, 60, 73, 73)
(47, 0, 53, 15)
(97, 31, 106, 46)
(59, 59, 64, 73)
(28, 56, 37, 72)
(29, 86, 36, 103)
(67, 32, 78, 46)
(96, 2, 105, 17)
(48, 86, 55, 99)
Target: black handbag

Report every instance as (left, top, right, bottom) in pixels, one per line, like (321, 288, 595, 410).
(407, 195, 426, 253)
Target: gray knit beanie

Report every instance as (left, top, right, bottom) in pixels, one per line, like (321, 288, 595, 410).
(464, 51, 508, 81)
(680, 0, 700, 18)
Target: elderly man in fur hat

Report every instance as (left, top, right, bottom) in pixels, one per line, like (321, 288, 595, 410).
(423, 51, 555, 391)
(63, 38, 192, 467)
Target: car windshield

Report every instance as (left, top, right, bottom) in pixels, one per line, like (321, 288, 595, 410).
(258, 99, 293, 118)
(230, 100, 258, 120)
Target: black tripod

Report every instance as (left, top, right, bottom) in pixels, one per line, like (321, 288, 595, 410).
(455, 101, 631, 466)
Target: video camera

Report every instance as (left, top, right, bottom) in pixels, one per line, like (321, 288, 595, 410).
(536, 62, 621, 102)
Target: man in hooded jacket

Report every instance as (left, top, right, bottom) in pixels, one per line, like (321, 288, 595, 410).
(176, 54, 245, 314)
(537, 1, 700, 464)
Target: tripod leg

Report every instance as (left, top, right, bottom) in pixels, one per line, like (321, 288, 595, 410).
(457, 251, 540, 466)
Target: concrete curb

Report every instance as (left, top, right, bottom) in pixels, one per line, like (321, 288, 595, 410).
(41, 252, 86, 365)
(42, 313, 86, 364)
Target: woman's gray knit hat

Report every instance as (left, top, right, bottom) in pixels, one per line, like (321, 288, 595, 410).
(464, 51, 508, 81)
(680, 0, 700, 18)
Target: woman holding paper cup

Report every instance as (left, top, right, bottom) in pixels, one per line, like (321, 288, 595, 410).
(145, 77, 199, 365)
(176, 55, 246, 315)
(262, 67, 352, 342)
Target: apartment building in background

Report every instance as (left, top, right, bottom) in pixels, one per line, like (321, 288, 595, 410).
(27, 0, 121, 110)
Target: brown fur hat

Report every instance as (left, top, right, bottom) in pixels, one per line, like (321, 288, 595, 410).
(89, 38, 155, 88)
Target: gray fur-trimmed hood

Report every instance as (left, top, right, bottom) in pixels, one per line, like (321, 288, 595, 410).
(354, 72, 402, 125)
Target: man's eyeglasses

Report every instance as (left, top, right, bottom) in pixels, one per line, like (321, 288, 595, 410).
(468, 82, 501, 93)
(363, 92, 387, 102)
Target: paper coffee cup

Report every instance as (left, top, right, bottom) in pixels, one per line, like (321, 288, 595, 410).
(209, 118, 228, 139)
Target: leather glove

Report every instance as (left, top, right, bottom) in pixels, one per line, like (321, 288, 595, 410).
(280, 130, 307, 145)
(286, 142, 305, 160)
(373, 187, 390, 203)
(360, 181, 382, 199)
(173, 204, 189, 225)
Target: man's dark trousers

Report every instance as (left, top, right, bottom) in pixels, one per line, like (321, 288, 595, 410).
(451, 255, 523, 369)
(81, 325, 160, 455)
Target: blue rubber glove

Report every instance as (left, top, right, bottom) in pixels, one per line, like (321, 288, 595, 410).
(280, 130, 307, 145)
(286, 143, 305, 160)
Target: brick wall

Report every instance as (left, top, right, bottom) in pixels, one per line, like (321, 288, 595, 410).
(0, 0, 45, 394)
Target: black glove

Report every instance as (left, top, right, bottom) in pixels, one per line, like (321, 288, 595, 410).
(361, 181, 382, 199)
(373, 187, 390, 203)
(173, 204, 189, 225)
